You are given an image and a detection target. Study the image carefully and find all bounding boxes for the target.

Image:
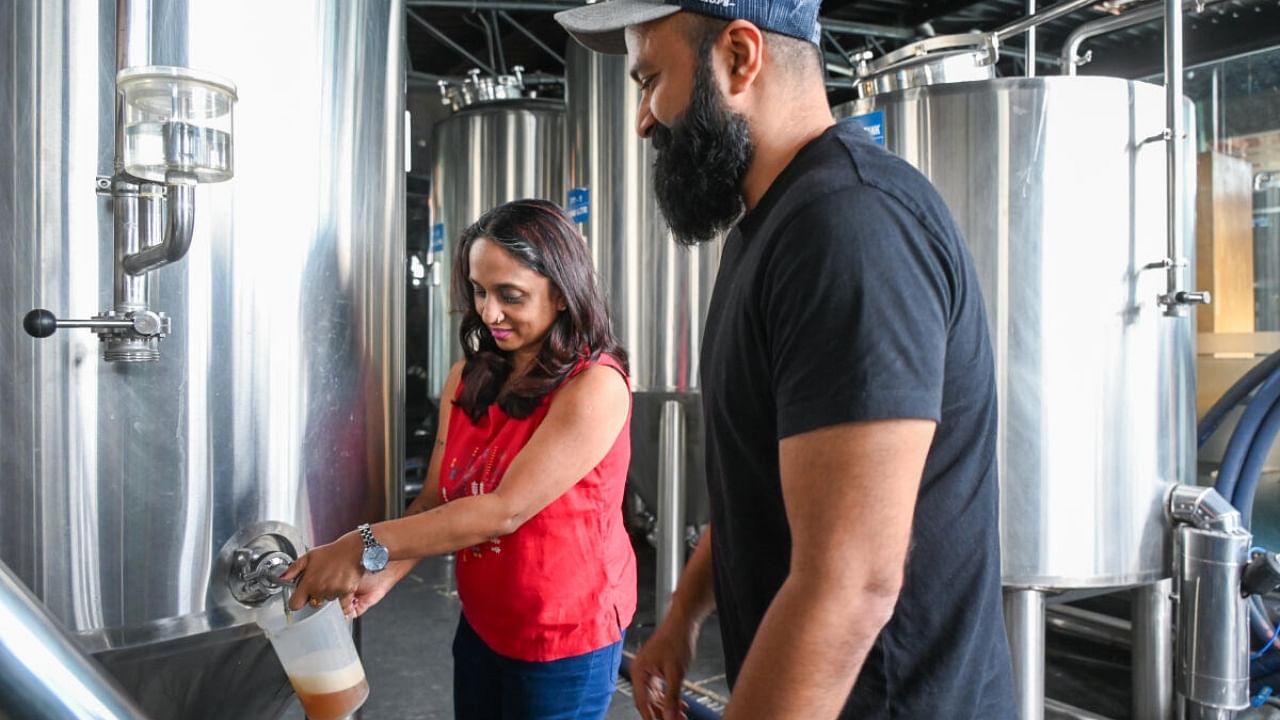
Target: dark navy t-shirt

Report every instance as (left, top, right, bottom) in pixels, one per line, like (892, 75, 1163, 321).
(700, 122, 1015, 719)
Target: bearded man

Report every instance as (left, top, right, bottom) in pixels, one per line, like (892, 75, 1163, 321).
(557, 2, 1016, 719)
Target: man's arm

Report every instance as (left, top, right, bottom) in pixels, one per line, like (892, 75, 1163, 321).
(632, 528, 717, 720)
(722, 418, 935, 720)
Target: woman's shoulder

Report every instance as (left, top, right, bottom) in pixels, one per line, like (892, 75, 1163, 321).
(555, 356, 631, 410)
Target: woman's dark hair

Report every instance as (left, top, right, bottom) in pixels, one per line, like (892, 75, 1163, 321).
(452, 198, 627, 422)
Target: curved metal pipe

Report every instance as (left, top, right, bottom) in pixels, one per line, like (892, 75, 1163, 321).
(1062, 3, 1163, 74)
(0, 561, 149, 720)
(122, 180, 195, 276)
(995, 0, 1101, 41)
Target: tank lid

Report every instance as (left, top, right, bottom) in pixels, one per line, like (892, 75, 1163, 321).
(439, 67, 535, 111)
(855, 33, 998, 99)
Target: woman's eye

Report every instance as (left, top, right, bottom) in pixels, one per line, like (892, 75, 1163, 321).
(472, 287, 486, 298)
(501, 294, 522, 304)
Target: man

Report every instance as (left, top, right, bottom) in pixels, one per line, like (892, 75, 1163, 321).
(556, 2, 1015, 718)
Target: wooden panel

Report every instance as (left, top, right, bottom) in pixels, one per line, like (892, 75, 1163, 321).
(1195, 151, 1257, 334)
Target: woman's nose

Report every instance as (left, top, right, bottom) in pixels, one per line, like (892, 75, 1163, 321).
(481, 298, 502, 324)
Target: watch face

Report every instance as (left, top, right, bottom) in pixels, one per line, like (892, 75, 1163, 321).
(362, 545, 389, 572)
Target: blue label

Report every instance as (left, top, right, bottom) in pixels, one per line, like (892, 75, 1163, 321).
(1257, 215, 1272, 229)
(567, 187, 590, 223)
(431, 223, 445, 253)
(846, 111, 885, 146)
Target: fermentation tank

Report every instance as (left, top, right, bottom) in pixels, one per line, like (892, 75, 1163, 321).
(836, 77, 1197, 590)
(565, 43, 721, 619)
(0, 1, 405, 718)
(428, 72, 565, 398)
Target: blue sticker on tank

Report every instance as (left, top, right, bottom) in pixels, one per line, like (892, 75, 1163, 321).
(431, 223, 445, 253)
(567, 187, 590, 223)
(845, 111, 885, 146)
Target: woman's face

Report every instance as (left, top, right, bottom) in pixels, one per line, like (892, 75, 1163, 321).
(468, 236, 565, 361)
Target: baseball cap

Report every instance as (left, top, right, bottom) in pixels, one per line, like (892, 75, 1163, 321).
(555, 0, 822, 55)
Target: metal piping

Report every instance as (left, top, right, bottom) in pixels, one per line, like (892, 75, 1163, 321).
(407, 1, 916, 40)
(820, 17, 916, 40)
(0, 561, 149, 720)
(407, 9, 496, 75)
(499, 11, 565, 66)
(1026, 0, 1037, 77)
(1046, 605, 1132, 648)
(1132, 580, 1174, 720)
(1006, 589, 1047, 720)
(122, 179, 196, 275)
(1162, 0, 1187, 314)
(1062, 2, 1163, 74)
(656, 401, 686, 623)
(995, 0, 1101, 41)
(407, 0, 579, 10)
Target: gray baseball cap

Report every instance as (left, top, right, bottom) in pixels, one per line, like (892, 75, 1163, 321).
(555, 0, 822, 55)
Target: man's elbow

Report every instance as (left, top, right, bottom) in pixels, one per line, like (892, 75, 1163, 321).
(796, 565, 904, 631)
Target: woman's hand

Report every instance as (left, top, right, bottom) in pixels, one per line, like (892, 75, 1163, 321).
(279, 531, 365, 614)
(349, 561, 410, 618)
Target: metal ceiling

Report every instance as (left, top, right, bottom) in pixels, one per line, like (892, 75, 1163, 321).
(405, 0, 1280, 86)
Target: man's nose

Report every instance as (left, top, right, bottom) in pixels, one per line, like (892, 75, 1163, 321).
(635, 101, 656, 139)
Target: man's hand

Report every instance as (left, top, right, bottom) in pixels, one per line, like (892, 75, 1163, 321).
(631, 616, 696, 720)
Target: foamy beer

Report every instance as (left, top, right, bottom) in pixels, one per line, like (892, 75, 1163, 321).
(258, 599, 369, 720)
(289, 653, 369, 720)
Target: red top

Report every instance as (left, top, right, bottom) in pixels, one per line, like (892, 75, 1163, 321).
(440, 354, 637, 661)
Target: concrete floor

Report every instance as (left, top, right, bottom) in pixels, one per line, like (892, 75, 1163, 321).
(279, 548, 730, 720)
(276, 545, 1130, 720)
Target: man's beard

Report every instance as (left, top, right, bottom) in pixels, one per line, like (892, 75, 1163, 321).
(651, 52, 754, 246)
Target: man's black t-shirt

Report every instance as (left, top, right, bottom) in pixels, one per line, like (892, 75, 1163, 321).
(700, 121, 1015, 719)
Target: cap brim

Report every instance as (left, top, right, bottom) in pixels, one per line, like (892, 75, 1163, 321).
(554, 0, 681, 55)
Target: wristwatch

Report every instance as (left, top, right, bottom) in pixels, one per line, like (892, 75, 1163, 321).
(358, 523, 389, 573)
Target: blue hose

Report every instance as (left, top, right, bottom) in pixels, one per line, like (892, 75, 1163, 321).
(1200, 350, 1280, 447)
(1237, 397, 1280, 530)
(1215, 369, 1280, 504)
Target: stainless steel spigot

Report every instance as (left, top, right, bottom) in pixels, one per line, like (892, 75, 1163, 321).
(230, 537, 299, 605)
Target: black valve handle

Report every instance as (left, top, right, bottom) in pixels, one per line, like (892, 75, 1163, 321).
(23, 309, 57, 338)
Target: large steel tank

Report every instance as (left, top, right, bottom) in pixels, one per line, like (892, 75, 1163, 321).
(427, 77, 564, 397)
(565, 43, 721, 619)
(564, 43, 721, 394)
(0, 1, 404, 718)
(836, 77, 1197, 589)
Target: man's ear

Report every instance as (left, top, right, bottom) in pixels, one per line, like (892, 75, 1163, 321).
(722, 19, 764, 94)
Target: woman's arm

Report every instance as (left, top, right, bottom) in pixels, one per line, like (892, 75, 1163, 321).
(377, 362, 630, 557)
(284, 361, 629, 610)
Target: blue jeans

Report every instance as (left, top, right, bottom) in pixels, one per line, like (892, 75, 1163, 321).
(452, 614, 623, 720)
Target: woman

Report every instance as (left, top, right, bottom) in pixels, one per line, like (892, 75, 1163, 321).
(283, 199, 636, 720)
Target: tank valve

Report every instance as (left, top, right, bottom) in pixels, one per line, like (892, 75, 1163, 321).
(230, 543, 297, 605)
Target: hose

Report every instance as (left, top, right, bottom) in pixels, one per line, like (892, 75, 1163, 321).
(1237, 397, 1280, 530)
(1199, 350, 1280, 447)
(1214, 369, 1280, 504)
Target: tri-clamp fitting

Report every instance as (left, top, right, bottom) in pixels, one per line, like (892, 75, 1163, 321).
(230, 539, 298, 606)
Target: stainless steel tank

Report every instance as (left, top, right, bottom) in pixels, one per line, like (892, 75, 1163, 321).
(427, 79, 564, 397)
(564, 43, 721, 394)
(0, 1, 405, 718)
(836, 77, 1197, 589)
(565, 43, 721, 618)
